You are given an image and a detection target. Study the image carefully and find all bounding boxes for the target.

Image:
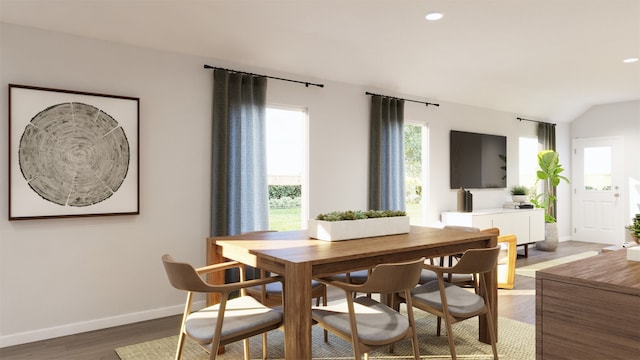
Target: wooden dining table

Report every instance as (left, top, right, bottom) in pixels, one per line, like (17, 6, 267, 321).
(206, 225, 498, 360)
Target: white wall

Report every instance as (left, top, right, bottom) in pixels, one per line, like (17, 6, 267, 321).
(570, 100, 640, 225)
(0, 23, 572, 346)
(0, 23, 213, 346)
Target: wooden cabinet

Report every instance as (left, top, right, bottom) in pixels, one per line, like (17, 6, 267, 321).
(536, 250, 640, 359)
(441, 208, 544, 246)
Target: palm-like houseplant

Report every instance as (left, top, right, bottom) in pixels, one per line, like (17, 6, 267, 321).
(530, 150, 570, 250)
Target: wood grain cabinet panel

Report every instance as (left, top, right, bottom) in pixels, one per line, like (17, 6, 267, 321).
(536, 250, 640, 360)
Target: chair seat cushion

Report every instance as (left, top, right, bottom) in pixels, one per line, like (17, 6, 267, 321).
(185, 295, 283, 345)
(411, 280, 485, 315)
(311, 296, 409, 344)
(248, 279, 323, 295)
(419, 269, 437, 283)
(327, 269, 370, 283)
(419, 270, 472, 284)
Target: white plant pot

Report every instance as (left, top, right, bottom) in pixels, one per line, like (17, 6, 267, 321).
(511, 195, 528, 203)
(307, 216, 410, 241)
(536, 222, 559, 251)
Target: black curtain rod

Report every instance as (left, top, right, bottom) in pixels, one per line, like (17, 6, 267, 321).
(517, 117, 556, 126)
(204, 65, 324, 88)
(365, 91, 439, 107)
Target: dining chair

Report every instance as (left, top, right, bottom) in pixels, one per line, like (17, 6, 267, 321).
(246, 274, 327, 307)
(326, 268, 373, 299)
(245, 268, 329, 342)
(442, 227, 516, 290)
(241, 231, 328, 341)
(428, 227, 500, 336)
(311, 257, 425, 360)
(440, 226, 481, 288)
(407, 246, 501, 360)
(240, 231, 327, 308)
(161, 254, 284, 360)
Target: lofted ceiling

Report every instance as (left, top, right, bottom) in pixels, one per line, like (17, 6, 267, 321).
(1, 0, 639, 123)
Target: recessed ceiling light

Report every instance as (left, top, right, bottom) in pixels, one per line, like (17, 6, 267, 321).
(623, 57, 639, 63)
(425, 12, 444, 21)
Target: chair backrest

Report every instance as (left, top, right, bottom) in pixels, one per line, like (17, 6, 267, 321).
(357, 257, 425, 294)
(448, 246, 501, 275)
(162, 254, 216, 293)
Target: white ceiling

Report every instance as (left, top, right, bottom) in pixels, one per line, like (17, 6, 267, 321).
(1, 0, 639, 123)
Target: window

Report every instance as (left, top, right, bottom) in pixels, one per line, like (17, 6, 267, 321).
(404, 123, 427, 225)
(518, 136, 539, 190)
(266, 106, 308, 230)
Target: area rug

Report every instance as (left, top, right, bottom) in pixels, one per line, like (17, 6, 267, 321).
(515, 250, 599, 278)
(115, 311, 534, 359)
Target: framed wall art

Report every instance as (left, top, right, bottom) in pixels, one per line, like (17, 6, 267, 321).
(8, 84, 139, 220)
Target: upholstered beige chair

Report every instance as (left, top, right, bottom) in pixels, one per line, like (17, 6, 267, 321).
(408, 246, 500, 360)
(311, 258, 425, 360)
(161, 254, 283, 360)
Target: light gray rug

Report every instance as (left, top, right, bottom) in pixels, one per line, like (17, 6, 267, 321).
(515, 251, 599, 278)
(116, 310, 534, 359)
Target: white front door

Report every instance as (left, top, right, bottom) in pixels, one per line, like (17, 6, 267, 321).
(572, 137, 624, 244)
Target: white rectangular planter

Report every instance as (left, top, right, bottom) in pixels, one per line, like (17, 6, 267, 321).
(307, 216, 410, 241)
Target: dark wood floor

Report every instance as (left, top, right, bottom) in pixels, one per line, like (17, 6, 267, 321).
(0, 240, 607, 360)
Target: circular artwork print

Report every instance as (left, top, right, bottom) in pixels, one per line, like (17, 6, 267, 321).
(18, 102, 130, 207)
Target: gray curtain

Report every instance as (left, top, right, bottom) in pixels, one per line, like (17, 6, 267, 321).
(369, 95, 406, 211)
(538, 122, 557, 219)
(211, 69, 269, 237)
(538, 122, 556, 151)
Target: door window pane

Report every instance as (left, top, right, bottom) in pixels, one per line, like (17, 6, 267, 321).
(583, 146, 612, 191)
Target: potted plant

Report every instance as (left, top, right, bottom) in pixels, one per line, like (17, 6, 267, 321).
(509, 185, 529, 203)
(530, 150, 570, 251)
(626, 213, 640, 244)
(308, 210, 409, 241)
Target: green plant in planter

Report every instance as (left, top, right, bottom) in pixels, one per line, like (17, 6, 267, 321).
(510, 185, 529, 196)
(316, 209, 406, 221)
(627, 213, 640, 239)
(530, 150, 570, 223)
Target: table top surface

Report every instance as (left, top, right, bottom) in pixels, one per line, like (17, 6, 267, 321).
(213, 226, 496, 265)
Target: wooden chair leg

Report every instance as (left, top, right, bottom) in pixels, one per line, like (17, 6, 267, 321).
(262, 333, 268, 360)
(443, 316, 457, 360)
(319, 286, 328, 342)
(175, 332, 186, 360)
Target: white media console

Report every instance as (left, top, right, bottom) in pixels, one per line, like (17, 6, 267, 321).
(441, 208, 545, 257)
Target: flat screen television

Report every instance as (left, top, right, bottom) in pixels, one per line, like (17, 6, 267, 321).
(450, 130, 507, 189)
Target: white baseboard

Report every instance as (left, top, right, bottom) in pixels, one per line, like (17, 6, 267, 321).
(0, 300, 205, 348)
